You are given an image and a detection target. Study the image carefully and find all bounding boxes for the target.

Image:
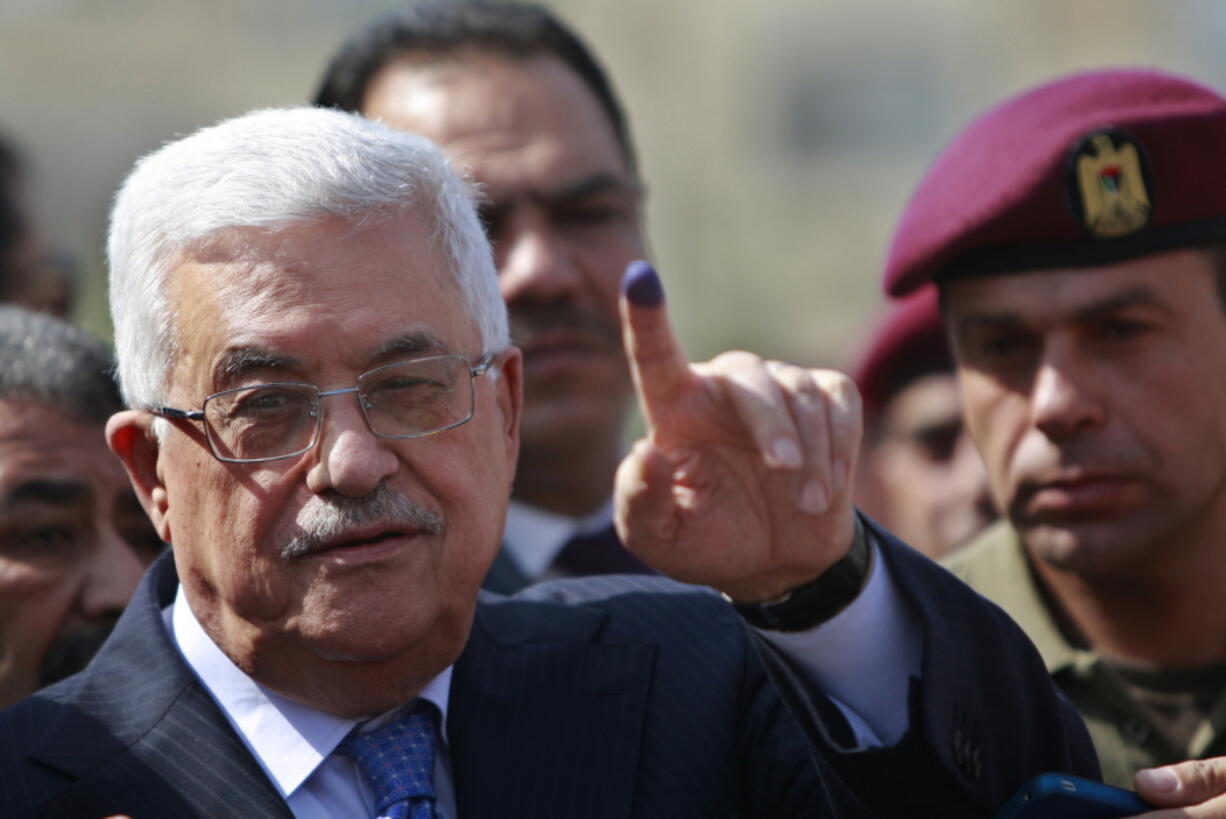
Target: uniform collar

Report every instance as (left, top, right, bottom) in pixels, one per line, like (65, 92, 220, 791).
(946, 520, 1096, 676)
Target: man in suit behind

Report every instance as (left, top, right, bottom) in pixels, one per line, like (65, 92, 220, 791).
(314, 1, 657, 591)
(0, 106, 1094, 817)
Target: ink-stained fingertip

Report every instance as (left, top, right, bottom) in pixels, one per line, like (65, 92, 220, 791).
(623, 260, 664, 307)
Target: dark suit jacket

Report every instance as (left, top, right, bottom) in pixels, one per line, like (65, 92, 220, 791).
(481, 546, 532, 594)
(481, 517, 651, 595)
(0, 520, 1097, 818)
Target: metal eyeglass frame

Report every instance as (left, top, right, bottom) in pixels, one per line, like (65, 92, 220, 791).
(151, 353, 496, 464)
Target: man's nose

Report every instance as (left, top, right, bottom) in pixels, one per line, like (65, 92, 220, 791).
(305, 396, 399, 497)
(1030, 351, 1106, 440)
(79, 529, 145, 620)
(496, 219, 582, 304)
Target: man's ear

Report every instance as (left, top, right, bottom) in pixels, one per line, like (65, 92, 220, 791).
(106, 410, 172, 543)
(493, 348, 523, 483)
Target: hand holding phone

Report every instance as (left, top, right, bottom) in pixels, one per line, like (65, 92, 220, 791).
(994, 773, 1151, 819)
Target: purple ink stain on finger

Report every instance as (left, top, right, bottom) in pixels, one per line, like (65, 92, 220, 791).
(623, 260, 664, 307)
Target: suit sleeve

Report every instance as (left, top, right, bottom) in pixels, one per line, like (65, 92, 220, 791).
(749, 515, 1099, 817)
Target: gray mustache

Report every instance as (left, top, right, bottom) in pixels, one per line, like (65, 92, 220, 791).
(280, 484, 443, 559)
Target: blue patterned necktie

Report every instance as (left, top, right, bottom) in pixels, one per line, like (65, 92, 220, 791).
(339, 700, 439, 819)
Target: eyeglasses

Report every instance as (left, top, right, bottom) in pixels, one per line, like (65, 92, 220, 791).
(152, 353, 496, 463)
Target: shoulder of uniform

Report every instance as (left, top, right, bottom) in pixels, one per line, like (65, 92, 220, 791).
(942, 519, 1020, 586)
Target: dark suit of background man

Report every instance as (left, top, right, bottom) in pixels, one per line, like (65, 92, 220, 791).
(314, 2, 658, 591)
(874, 68, 1226, 814)
(0, 106, 1093, 818)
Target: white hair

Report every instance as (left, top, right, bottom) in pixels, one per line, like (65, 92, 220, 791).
(108, 106, 508, 409)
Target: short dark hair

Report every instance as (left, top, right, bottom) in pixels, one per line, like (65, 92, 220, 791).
(312, 0, 637, 173)
(0, 305, 122, 424)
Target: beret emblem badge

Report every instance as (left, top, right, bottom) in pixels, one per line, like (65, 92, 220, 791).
(1070, 130, 1151, 239)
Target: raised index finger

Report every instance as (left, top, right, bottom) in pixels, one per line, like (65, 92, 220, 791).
(620, 261, 691, 428)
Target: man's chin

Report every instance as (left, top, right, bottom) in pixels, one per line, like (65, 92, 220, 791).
(298, 598, 476, 665)
(1023, 518, 1155, 576)
(522, 357, 629, 401)
(520, 389, 631, 443)
(39, 620, 119, 686)
(521, 346, 606, 378)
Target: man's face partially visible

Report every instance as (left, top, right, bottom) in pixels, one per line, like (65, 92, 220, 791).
(0, 400, 157, 707)
(867, 373, 994, 558)
(362, 50, 644, 485)
(946, 249, 1226, 576)
(139, 211, 521, 716)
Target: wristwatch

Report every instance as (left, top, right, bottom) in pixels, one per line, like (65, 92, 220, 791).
(727, 516, 874, 632)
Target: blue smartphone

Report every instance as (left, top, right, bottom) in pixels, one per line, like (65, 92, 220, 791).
(994, 773, 1151, 818)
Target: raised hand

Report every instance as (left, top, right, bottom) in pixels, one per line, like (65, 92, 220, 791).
(613, 261, 862, 603)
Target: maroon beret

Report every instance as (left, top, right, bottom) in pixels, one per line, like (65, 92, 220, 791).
(883, 68, 1226, 297)
(852, 286, 951, 418)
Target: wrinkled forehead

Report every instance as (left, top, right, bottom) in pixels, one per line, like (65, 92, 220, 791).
(162, 215, 478, 390)
(941, 248, 1215, 316)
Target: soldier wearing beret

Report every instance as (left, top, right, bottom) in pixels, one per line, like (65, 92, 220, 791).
(851, 287, 995, 559)
(883, 67, 1226, 803)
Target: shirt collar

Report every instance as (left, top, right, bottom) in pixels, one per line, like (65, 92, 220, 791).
(166, 584, 452, 800)
(502, 498, 614, 579)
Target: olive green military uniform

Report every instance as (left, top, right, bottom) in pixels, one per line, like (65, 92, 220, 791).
(946, 521, 1226, 788)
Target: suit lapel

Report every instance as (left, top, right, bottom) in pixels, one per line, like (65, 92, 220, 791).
(449, 598, 656, 819)
(28, 553, 292, 819)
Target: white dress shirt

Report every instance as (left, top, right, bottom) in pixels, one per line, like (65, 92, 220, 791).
(501, 498, 615, 582)
(165, 588, 457, 819)
(759, 540, 922, 747)
(165, 534, 920, 817)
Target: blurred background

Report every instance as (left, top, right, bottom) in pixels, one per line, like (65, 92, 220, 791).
(3, 0, 1226, 367)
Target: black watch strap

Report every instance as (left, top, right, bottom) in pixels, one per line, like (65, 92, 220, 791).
(729, 516, 874, 632)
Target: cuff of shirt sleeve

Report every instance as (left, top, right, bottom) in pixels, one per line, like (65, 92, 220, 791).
(749, 523, 923, 747)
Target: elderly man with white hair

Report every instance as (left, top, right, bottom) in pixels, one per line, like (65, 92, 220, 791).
(0, 107, 1093, 818)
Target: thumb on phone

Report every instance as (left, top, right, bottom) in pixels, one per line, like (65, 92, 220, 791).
(1135, 758, 1226, 809)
